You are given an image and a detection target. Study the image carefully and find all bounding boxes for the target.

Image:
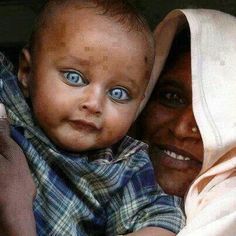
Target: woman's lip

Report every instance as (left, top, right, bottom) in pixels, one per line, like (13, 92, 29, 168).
(151, 145, 202, 171)
(157, 144, 202, 163)
(69, 119, 101, 131)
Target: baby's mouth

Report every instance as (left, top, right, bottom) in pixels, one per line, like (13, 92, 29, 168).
(69, 119, 101, 131)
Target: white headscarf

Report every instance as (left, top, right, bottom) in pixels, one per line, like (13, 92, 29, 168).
(153, 9, 236, 236)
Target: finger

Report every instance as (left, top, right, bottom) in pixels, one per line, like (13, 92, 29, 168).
(0, 103, 7, 119)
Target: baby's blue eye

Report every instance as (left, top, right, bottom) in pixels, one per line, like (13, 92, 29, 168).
(63, 71, 87, 86)
(108, 87, 130, 102)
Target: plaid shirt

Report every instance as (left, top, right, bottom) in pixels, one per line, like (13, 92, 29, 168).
(0, 53, 185, 235)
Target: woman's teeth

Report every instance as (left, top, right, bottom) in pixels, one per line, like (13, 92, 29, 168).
(163, 150, 191, 161)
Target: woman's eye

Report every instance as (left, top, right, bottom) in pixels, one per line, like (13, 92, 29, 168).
(63, 71, 87, 86)
(157, 89, 185, 107)
(108, 87, 130, 102)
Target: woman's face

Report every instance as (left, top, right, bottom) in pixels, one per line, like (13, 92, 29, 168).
(141, 51, 204, 197)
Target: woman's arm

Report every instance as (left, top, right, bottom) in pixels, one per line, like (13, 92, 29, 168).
(126, 227, 175, 236)
(0, 103, 36, 236)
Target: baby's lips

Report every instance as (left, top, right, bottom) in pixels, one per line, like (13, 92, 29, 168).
(0, 103, 7, 119)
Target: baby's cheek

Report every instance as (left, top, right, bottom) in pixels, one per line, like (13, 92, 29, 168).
(109, 127, 125, 143)
(96, 126, 124, 149)
(32, 97, 59, 128)
(111, 120, 132, 142)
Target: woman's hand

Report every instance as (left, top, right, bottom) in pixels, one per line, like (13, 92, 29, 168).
(0, 103, 36, 236)
(124, 227, 175, 236)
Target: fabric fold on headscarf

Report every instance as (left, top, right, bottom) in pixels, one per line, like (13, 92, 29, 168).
(153, 9, 236, 236)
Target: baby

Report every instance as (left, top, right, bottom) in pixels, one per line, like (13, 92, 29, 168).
(0, 0, 184, 235)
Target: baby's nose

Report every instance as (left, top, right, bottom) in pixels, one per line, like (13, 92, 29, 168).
(79, 87, 104, 115)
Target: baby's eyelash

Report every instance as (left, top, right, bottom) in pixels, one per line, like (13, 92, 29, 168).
(108, 87, 131, 103)
(61, 70, 88, 86)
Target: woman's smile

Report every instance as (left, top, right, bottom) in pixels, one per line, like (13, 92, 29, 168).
(152, 145, 202, 171)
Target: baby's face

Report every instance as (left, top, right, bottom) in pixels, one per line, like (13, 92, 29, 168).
(19, 7, 151, 152)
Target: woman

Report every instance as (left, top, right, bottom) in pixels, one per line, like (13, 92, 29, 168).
(140, 23, 203, 198)
(141, 9, 236, 235)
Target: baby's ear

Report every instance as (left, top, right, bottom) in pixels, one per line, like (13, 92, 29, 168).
(18, 48, 32, 97)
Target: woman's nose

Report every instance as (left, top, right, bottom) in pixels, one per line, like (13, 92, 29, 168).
(79, 87, 103, 115)
(171, 106, 200, 140)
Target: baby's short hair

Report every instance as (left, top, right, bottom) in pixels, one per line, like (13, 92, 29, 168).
(28, 0, 154, 57)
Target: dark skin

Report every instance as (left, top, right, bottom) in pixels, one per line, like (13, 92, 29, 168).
(140, 51, 203, 197)
(0, 104, 36, 236)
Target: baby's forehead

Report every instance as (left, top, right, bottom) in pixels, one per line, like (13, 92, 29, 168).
(41, 5, 143, 37)
(39, 7, 152, 56)
(30, 1, 154, 56)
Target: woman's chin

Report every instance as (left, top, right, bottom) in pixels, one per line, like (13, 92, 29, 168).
(154, 164, 199, 198)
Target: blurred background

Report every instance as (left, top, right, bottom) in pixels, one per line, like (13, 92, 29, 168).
(0, 0, 236, 67)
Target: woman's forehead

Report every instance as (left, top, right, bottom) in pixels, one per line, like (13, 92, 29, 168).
(161, 51, 191, 84)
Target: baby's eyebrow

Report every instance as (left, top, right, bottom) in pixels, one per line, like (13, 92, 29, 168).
(122, 76, 141, 95)
(55, 55, 90, 66)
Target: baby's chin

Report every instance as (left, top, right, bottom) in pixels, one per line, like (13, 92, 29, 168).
(49, 136, 113, 154)
(53, 140, 98, 153)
